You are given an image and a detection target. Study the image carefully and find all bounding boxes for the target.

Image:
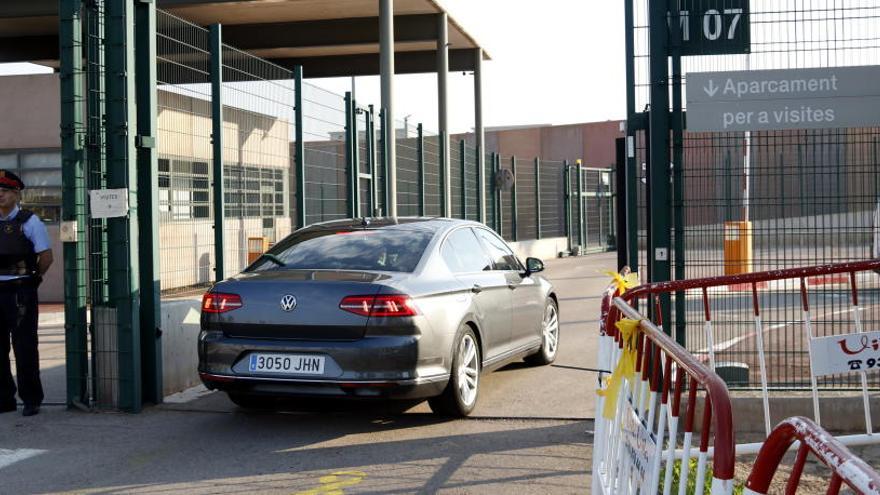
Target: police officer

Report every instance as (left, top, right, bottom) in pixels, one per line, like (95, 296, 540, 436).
(0, 170, 52, 417)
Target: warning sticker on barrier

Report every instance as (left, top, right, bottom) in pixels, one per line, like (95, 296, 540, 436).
(621, 401, 657, 488)
(810, 330, 880, 376)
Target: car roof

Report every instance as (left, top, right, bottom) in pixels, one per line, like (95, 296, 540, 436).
(301, 217, 481, 235)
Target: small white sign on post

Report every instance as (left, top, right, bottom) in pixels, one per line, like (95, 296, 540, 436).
(810, 331, 880, 376)
(621, 401, 657, 489)
(89, 188, 129, 219)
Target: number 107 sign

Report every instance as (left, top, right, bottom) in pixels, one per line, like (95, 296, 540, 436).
(671, 0, 751, 56)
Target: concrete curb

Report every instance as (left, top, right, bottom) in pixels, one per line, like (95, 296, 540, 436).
(39, 312, 64, 327)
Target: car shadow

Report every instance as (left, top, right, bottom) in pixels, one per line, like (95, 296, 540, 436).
(10, 395, 594, 494)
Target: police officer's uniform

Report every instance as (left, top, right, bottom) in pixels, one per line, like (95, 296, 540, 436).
(0, 170, 50, 416)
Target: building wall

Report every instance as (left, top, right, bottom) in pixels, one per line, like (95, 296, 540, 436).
(454, 120, 624, 168)
(0, 75, 60, 150)
(0, 74, 294, 301)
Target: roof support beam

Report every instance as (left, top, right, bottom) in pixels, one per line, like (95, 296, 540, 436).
(380, 0, 397, 218)
(222, 14, 439, 50)
(0, 36, 57, 63)
(474, 47, 485, 223)
(437, 12, 449, 217)
(278, 49, 479, 79)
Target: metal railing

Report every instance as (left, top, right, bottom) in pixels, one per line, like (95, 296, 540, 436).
(606, 260, 880, 446)
(595, 274, 736, 494)
(595, 267, 880, 493)
(745, 416, 880, 494)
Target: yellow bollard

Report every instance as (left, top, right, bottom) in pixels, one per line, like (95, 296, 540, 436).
(723, 221, 752, 275)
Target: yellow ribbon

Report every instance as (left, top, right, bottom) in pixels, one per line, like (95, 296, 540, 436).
(597, 318, 642, 420)
(606, 270, 640, 296)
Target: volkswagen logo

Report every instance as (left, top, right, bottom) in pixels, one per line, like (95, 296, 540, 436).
(280, 294, 297, 312)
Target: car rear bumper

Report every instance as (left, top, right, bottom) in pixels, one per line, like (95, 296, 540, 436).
(198, 330, 450, 399)
(198, 371, 448, 399)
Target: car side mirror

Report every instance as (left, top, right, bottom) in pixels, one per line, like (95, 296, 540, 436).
(525, 257, 544, 275)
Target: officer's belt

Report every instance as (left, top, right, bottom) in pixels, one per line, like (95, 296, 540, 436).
(0, 278, 37, 291)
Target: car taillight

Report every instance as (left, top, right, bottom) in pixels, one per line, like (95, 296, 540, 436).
(202, 292, 243, 313)
(339, 295, 418, 317)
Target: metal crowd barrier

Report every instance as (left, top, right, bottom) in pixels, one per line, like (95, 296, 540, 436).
(744, 416, 880, 494)
(594, 270, 736, 494)
(594, 262, 880, 494)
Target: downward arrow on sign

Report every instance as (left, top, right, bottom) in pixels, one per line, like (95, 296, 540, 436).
(704, 80, 719, 98)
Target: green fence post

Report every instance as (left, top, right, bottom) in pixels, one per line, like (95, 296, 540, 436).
(368, 105, 377, 215)
(577, 161, 585, 249)
(460, 139, 467, 219)
(344, 92, 355, 217)
(417, 123, 425, 216)
(352, 98, 361, 217)
(671, 10, 686, 346)
(535, 157, 542, 240)
(490, 153, 497, 230)
(648, 0, 672, 327)
(209, 24, 225, 282)
(476, 144, 484, 223)
(563, 160, 572, 251)
(380, 109, 390, 213)
(60, 0, 89, 409)
(495, 154, 503, 237)
(440, 132, 449, 217)
(106, 0, 141, 412)
(511, 155, 518, 242)
(294, 66, 305, 229)
(135, 0, 162, 404)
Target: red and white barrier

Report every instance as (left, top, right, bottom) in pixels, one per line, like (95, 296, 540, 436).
(594, 262, 880, 494)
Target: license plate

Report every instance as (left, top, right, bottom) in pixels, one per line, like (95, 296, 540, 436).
(248, 353, 325, 375)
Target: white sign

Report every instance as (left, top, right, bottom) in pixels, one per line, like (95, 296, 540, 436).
(621, 401, 657, 489)
(89, 188, 129, 219)
(810, 330, 880, 376)
(687, 66, 880, 131)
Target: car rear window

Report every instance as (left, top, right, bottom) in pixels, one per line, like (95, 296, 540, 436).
(250, 229, 434, 273)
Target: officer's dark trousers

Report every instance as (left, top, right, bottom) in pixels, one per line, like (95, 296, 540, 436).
(0, 282, 43, 407)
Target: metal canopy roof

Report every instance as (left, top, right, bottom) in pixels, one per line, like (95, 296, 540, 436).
(0, 0, 490, 78)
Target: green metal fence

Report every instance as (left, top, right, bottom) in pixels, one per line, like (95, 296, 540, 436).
(61, 4, 616, 411)
(626, 0, 880, 389)
(219, 46, 296, 278)
(156, 11, 214, 297)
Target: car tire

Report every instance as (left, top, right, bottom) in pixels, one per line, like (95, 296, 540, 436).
(525, 299, 560, 366)
(227, 392, 277, 410)
(428, 325, 481, 417)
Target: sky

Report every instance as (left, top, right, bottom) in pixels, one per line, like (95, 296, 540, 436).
(0, 1, 627, 135)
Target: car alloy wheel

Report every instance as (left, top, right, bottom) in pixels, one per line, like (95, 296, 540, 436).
(457, 333, 479, 407)
(525, 299, 559, 366)
(543, 302, 560, 358)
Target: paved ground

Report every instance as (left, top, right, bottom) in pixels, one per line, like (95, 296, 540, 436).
(1, 252, 619, 494)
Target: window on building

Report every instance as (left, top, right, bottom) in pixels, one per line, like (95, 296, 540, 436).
(223, 164, 287, 219)
(157, 157, 287, 222)
(158, 157, 211, 221)
(0, 150, 62, 223)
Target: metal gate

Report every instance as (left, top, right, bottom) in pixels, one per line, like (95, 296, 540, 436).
(622, 0, 880, 389)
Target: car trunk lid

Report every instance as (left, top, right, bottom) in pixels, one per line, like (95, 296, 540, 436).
(205, 270, 392, 340)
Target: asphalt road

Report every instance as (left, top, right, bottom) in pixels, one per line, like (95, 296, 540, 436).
(1, 252, 619, 494)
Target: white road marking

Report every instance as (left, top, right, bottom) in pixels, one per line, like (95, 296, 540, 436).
(0, 449, 47, 470)
(163, 384, 213, 404)
(697, 306, 858, 354)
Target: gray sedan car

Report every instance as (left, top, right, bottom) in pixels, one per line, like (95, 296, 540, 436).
(198, 217, 559, 416)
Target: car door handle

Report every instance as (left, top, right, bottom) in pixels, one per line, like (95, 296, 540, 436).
(507, 284, 517, 290)
(471, 284, 483, 294)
